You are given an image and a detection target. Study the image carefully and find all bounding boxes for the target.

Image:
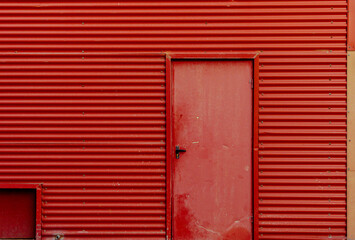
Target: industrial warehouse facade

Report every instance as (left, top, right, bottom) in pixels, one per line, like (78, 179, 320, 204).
(0, 1, 351, 240)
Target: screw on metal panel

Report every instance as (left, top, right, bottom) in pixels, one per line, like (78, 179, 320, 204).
(329, 93, 332, 95)
(55, 235, 61, 240)
(349, 139, 351, 142)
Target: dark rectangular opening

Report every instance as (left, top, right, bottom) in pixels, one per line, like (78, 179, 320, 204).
(0, 189, 36, 239)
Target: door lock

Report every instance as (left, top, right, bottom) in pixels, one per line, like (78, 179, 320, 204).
(175, 146, 186, 159)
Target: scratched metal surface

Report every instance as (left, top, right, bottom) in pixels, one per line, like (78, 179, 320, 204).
(172, 60, 253, 240)
(0, 1, 347, 239)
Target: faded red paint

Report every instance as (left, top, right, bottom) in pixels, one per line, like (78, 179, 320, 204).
(172, 60, 253, 239)
(0, 1, 347, 239)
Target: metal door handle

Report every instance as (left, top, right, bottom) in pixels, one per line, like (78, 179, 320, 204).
(175, 146, 186, 159)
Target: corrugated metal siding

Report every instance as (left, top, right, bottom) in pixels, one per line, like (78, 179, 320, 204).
(0, 1, 347, 239)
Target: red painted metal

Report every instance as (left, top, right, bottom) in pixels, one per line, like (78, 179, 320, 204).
(0, 189, 36, 238)
(172, 60, 253, 239)
(166, 53, 259, 240)
(348, 0, 355, 50)
(0, 1, 347, 239)
(0, 184, 42, 240)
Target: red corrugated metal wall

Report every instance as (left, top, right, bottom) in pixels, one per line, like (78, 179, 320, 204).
(0, 1, 347, 239)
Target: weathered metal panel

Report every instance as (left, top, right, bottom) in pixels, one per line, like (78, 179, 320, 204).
(172, 60, 253, 239)
(0, 1, 347, 239)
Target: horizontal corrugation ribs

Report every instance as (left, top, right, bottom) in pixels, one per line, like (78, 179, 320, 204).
(0, 1, 347, 239)
(0, 53, 167, 239)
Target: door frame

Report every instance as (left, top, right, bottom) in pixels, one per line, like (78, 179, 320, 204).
(165, 53, 260, 240)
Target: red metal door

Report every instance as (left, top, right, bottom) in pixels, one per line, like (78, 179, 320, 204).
(172, 60, 253, 240)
